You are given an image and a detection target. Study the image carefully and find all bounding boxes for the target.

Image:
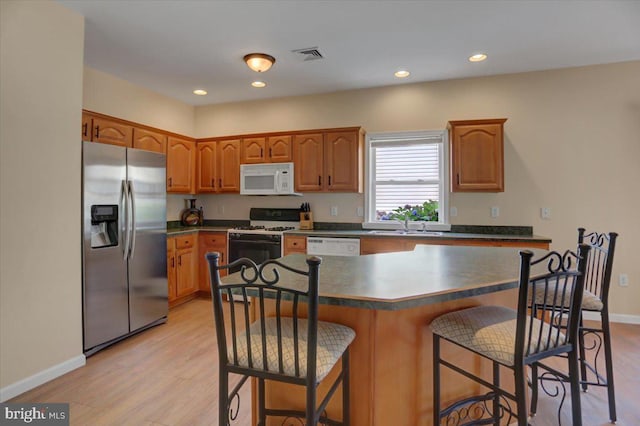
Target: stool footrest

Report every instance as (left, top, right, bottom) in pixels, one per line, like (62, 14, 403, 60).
(440, 392, 516, 426)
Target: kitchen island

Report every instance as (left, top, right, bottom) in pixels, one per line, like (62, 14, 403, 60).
(224, 244, 548, 425)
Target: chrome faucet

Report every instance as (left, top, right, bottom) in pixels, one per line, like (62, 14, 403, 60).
(404, 216, 409, 231)
(421, 222, 427, 233)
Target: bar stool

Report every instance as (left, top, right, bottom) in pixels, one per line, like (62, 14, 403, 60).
(431, 245, 590, 426)
(206, 252, 355, 426)
(531, 228, 618, 422)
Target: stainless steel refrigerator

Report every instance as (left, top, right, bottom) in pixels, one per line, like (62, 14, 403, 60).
(82, 141, 167, 356)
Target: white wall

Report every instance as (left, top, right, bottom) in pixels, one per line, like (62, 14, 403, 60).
(83, 67, 195, 137)
(1, 0, 85, 392)
(193, 61, 640, 317)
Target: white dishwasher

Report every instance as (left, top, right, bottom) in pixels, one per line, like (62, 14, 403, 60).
(306, 237, 360, 256)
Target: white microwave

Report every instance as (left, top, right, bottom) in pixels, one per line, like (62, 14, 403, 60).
(240, 162, 301, 195)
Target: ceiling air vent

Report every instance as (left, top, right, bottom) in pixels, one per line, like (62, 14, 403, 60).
(291, 47, 324, 61)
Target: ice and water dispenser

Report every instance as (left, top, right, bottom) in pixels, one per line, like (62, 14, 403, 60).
(90, 205, 119, 248)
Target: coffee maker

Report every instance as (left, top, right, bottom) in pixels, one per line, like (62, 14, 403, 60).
(181, 198, 203, 226)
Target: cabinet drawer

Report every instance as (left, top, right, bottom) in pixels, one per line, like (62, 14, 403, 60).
(201, 232, 227, 248)
(285, 236, 307, 251)
(175, 234, 195, 249)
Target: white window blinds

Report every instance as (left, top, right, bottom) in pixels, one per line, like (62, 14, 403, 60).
(368, 133, 445, 222)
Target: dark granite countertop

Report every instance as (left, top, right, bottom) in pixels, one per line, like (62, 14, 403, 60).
(222, 245, 549, 311)
(285, 229, 551, 243)
(167, 224, 551, 243)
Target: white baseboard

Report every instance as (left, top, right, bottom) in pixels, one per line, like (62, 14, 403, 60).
(0, 354, 86, 402)
(582, 311, 640, 325)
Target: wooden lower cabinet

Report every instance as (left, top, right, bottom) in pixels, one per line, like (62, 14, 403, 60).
(284, 235, 307, 255)
(167, 234, 198, 307)
(360, 236, 549, 254)
(198, 232, 228, 293)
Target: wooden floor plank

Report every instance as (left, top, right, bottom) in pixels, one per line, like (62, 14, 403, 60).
(9, 299, 640, 425)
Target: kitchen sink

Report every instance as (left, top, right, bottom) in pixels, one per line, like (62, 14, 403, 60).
(367, 230, 444, 236)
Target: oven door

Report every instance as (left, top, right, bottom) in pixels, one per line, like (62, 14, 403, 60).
(228, 237, 282, 274)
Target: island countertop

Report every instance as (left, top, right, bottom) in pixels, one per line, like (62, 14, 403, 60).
(224, 244, 548, 311)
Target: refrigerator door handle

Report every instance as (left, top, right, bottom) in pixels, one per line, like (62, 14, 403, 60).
(128, 180, 137, 259)
(122, 179, 130, 260)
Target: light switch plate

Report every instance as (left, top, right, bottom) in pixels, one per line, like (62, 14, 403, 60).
(619, 273, 629, 287)
(491, 206, 499, 218)
(541, 207, 551, 220)
(450, 206, 458, 217)
(330, 206, 338, 216)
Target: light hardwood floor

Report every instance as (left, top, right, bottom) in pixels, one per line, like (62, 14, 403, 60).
(10, 299, 640, 425)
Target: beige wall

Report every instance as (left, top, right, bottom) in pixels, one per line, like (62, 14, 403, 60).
(83, 67, 195, 137)
(0, 0, 85, 389)
(193, 61, 640, 316)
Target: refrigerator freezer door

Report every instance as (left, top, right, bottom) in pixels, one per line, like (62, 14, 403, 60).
(127, 148, 168, 331)
(83, 142, 129, 350)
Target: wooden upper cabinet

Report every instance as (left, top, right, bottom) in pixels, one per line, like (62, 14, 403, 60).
(133, 128, 167, 154)
(267, 135, 292, 163)
(294, 133, 324, 192)
(167, 137, 196, 193)
(449, 119, 507, 192)
(325, 130, 363, 192)
(196, 142, 217, 193)
(241, 137, 266, 164)
(81, 113, 92, 141)
(218, 139, 240, 192)
(92, 117, 133, 148)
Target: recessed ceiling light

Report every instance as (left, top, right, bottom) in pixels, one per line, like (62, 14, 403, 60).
(394, 70, 410, 78)
(468, 53, 487, 62)
(193, 89, 207, 95)
(251, 81, 266, 88)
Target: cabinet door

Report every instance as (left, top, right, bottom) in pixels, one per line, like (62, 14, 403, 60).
(133, 128, 167, 154)
(92, 117, 133, 147)
(81, 113, 92, 141)
(293, 133, 324, 192)
(198, 232, 228, 292)
(325, 130, 362, 192)
(167, 243, 177, 302)
(284, 235, 307, 255)
(241, 137, 266, 164)
(218, 139, 240, 192)
(176, 247, 197, 297)
(196, 141, 217, 193)
(450, 119, 506, 192)
(268, 135, 293, 163)
(167, 137, 196, 193)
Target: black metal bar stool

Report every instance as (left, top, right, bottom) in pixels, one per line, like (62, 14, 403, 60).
(531, 228, 618, 422)
(206, 252, 355, 426)
(430, 245, 590, 426)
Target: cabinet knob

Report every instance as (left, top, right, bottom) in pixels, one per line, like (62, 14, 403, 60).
(82, 123, 88, 137)
(168, 177, 173, 187)
(260, 148, 263, 157)
(219, 178, 222, 188)
(318, 176, 322, 185)
(269, 148, 272, 157)
(171, 257, 175, 267)
(211, 178, 215, 188)
(178, 255, 182, 266)
(95, 125, 100, 139)
(328, 175, 332, 186)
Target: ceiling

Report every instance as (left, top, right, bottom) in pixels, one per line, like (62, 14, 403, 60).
(59, 0, 640, 106)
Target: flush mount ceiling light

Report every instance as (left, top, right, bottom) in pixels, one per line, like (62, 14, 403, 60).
(244, 53, 276, 72)
(469, 53, 488, 62)
(193, 89, 207, 95)
(251, 81, 267, 88)
(394, 70, 410, 78)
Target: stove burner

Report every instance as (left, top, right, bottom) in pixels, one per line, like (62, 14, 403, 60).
(266, 226, 295, 231)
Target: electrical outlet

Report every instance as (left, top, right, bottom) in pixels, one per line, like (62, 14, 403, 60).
(491, 206, 499, 218)
(356, 206, 364, 217)
(541, 207, 551, 220)
(330, 206, 338, 216)
(619, 273, 629, 287)
(450, 206, 458, 217)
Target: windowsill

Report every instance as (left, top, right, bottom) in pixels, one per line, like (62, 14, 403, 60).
(362, 222, 452, 231)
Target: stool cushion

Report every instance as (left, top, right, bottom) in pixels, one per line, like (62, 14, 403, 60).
(231, 317, 355, 381)
(531, 286, 603, 311)
(430, 306, 565, 366)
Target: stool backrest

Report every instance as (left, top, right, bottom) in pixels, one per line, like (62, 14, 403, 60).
(206, 252, 322, 382)
(578, 228, 618, 306)
(516, 244, 590, 363)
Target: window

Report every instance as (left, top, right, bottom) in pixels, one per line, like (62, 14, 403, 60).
(365, 130, 449, 230)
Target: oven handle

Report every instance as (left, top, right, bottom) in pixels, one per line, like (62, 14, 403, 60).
(229, 239, 281, 246)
